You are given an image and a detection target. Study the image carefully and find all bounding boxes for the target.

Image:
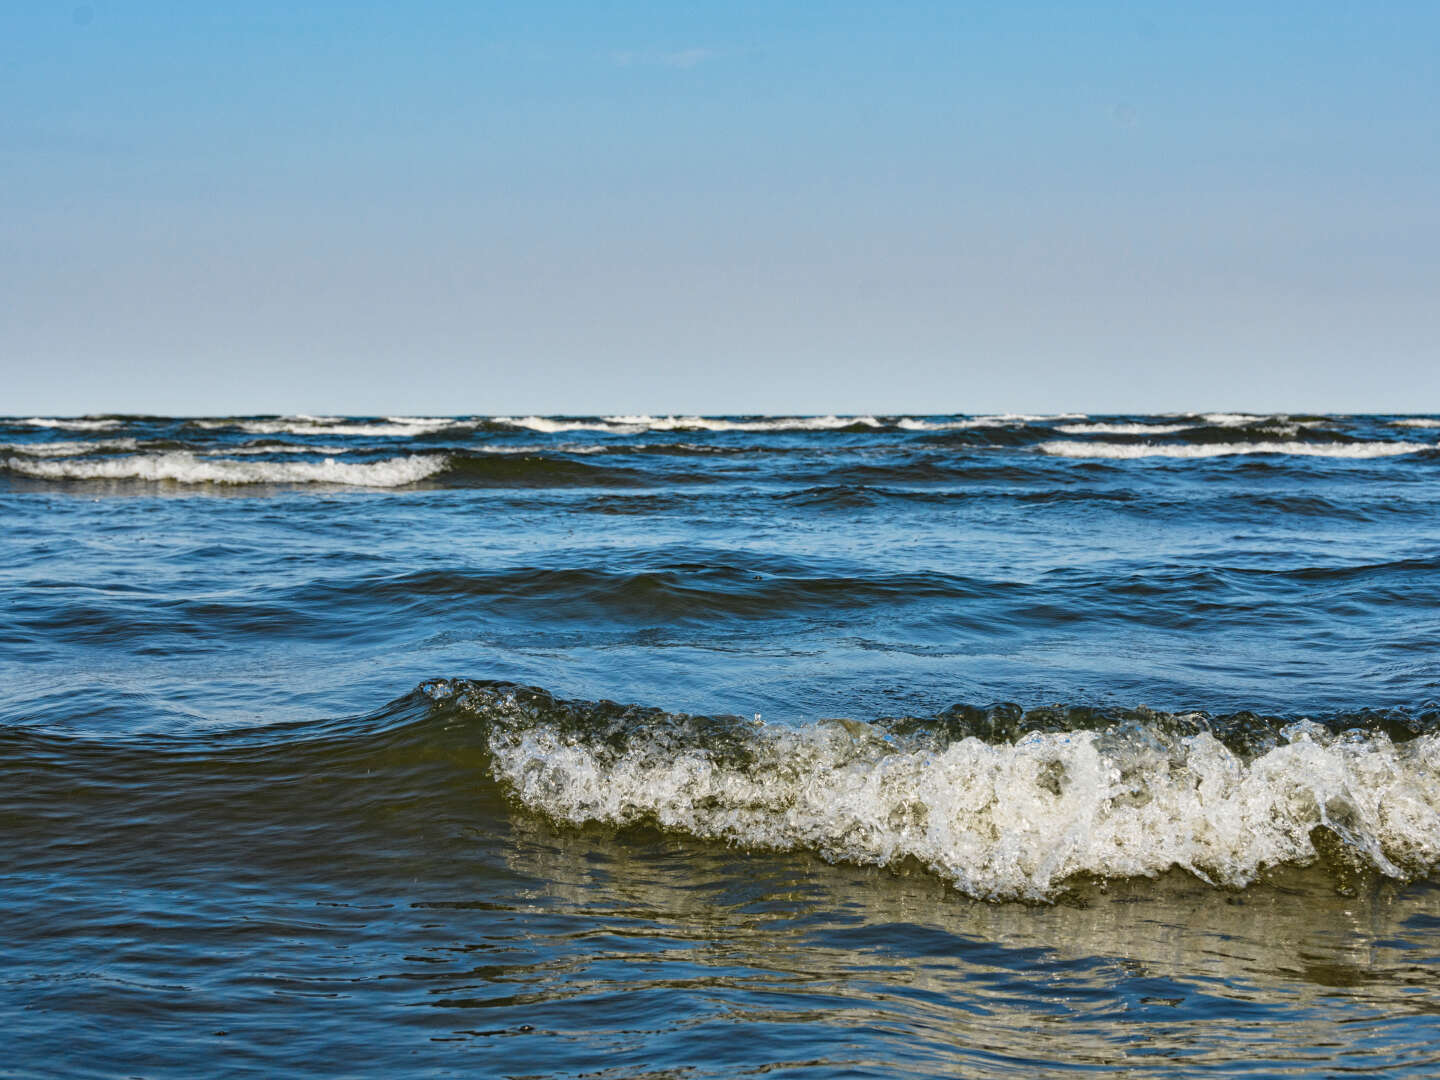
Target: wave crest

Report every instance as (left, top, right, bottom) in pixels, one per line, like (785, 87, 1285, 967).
(1038, 440, 1429, 459)
(426, 682, 1440, 902)
(3, 451, 447, 486)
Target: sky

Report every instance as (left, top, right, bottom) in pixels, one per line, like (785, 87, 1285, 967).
(2, 1, 1437, 415)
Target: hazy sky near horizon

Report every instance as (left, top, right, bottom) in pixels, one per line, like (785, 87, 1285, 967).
(3, 1, 1438, 415)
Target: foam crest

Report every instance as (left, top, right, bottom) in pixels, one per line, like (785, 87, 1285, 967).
(463, 688, 1440, 901)
(898, 414, 1086, 431)
(0, 438, 138, 457)
(498, 416, 646, 434)
(1038, 440, 1428, 460)
(1392, 418, 1440, 428)
(4, 451, 447, 486)
(608, 415, 884, 432)
(195, 417, 467, 436)
(13, 417, 122, 431)
(497, 415, 886, 433)
(1055, 423, 1194, 435)
(1201, 412, 1271, 426)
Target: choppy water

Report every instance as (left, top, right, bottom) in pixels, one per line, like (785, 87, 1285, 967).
(3, 412, 1439, 1077)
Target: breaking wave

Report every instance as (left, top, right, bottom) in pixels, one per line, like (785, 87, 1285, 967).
(192, 416, 469, 437)
(1038, 440, 1430, 460)
(11, 417, 123, 431)
(0, 438, 139, 457)
(3, 451, 448, 487)
(424, 681, 1440, 902)
(497, 415, 888, 434)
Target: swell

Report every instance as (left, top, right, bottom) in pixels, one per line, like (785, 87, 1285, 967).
(6, 681, 1439, 903)
(16, 552, 1439, 646)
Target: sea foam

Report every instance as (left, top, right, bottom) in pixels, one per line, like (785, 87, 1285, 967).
(12, 417, 123, 431)
(4, 451, 447, 486)
(1038, 440, 1428, 459)
(452, 694, 1440, 904)
(455, 685, 1440, 901)
(0, 439, 139, 457)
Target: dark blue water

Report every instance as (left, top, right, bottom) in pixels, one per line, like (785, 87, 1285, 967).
(3, 412, 1439, 1077)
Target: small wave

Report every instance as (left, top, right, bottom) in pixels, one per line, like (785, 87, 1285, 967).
(11, 417, 123, 431)
(202, 444, 355, 456)
(1392, 418, 1440, 428)
(496, 416, 646, 434)
(1037, 440, 1430, 460)
(428, 682, 1440, 902)
(495, 415, 886, 434)
(899, 414, 1087, 432)
(3, 451, 447, 486)
(1200, 412, 1272, 426)
(607, 415, 885, 432)
(0, 438, 138, 457)
(193, 417, 469, 437)
(1055, 423, 1195, 436)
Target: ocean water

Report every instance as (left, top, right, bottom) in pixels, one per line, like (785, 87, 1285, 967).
(3, 412, 1439, 1077)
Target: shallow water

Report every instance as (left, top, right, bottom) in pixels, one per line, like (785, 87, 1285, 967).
(3, 412, 1439, 1076)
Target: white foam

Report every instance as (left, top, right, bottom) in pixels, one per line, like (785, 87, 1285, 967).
(1392, 418, 1440, 428)
(483, 705, 1440, 901)
(4, 451, 447, 486)
(13, 417, 122, 431)
(0, 439, 138, 457)
(1055, 423, 1195, 436)
(898, 414, 1087, 431)
(194, 417, 468, 436)
(494, 415, 886, 434)
(498, 416, 646, 434)
(1037, 440, 1428, 460)
(1201, 412, 1271, 426)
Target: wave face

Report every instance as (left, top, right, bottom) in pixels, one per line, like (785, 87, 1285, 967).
(425, 681, 1440, 902)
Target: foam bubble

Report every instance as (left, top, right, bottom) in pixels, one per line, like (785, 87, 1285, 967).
(1037, 440, 1428, 460)
(472, 692, 1440, 901)
(4, 451, 448, 486)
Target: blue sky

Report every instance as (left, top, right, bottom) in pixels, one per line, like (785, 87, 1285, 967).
(3, 1, 1437, 414)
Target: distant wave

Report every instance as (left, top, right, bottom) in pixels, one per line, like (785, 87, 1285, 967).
(0, 438, 138, 457)
(1392, 418, 1440, 428)
(423, 681, 1440, 902)
(1055, 423, 1195, 435)
(899, 414, 1086, 432)
(192, 416, 469, 437)
(497, 415, 888, 434)
(1038, 440, 1430, 460)
(11, 417, 123, 431)
(3, 451, 448, 486)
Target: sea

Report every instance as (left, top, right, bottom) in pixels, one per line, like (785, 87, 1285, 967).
(3, 411, 1439, 1078)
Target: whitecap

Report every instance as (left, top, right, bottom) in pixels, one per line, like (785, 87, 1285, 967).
(0, 438, 138, 457)
(12, 417, 123, 431)
(482, 699, 1440, 902)
(1037, 440, 1428, 460)
(4, 451, 448, 486)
